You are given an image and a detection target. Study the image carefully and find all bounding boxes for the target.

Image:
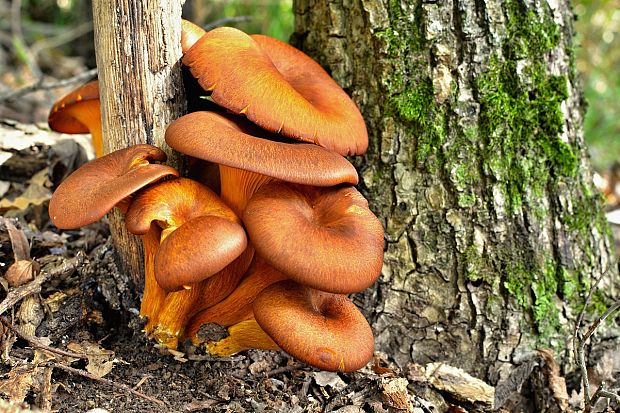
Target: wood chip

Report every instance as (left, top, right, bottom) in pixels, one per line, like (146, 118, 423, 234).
(425, 362, 495, 406)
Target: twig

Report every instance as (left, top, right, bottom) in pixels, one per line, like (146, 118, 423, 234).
(10, 0, 42, 79)
(0, 316, 86, 359)
(38, 365, 53, 410)
(0, 68, 97, 102)
(203, 16, 252, 31)
(592, 384, 620, 405)
(0, 252, 85, 316)
(187, 353, 245, 362)
(30, 21, 93, 58)
(573, 262, 620, 411)
(47, 362, 166, 407)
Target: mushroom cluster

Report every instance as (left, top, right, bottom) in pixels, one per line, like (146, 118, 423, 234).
(48, 19, 384, 373)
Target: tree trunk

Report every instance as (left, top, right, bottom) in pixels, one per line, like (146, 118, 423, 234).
(92, 0, 186, 284)
(293, 0, 618, 381)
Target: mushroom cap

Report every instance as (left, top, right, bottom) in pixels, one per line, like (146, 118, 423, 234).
(181, 26, 368, 156)
(48, 144, 179, 229)
(154, 215, 247, 291)
(124, 177, 247, 292)
(253, 280, 374, 372)
(48, 80, 100, 134)
(242, 181, 384, 294)
(181, 19, 206, 52)
(165, 111, 359, 187)
(124, 177, 239, 235)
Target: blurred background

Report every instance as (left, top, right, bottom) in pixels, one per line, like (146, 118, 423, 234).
(0, 0, 617, 172)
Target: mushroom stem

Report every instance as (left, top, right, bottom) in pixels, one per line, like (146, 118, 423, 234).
(206, 317, 279, 356)
(148, 246, 255, 348)
(184, 255, 286, 340)
(139, 224, 167, 329)
(219, 166, 273, 216)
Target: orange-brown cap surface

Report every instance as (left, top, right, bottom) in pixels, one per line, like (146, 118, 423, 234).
(253, 280, 374, 372)
(48, 80, 104, 157)
(154, 215, 247, 291)
(125, 177, 247, 291)
(48, 80, 99, 134)
(48, 144, 178, 229)
(165, 111, 359, 187)
(243, 181, 384, 294)
(181, 26, 368, 156)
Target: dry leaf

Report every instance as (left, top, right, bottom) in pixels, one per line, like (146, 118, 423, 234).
(66, 341, 116, 378)
(0, 364, 35, 402)
(5, 260, 39, 287)
(381, 377, 414, 412)
(0, 398, 46, 413)
(313, 371, 347, 390)
(16, 295, 45, 337)
(538, 349, 569, 411)
(42, 291, 68, 313)
(0, 180, 51, 212)
(3, 218, 30, 261)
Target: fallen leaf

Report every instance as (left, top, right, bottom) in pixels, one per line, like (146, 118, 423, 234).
(42, 291, 68, 313)
(539, 349, 569, 411)
(5, 260, 39, 287)
(313, 371, 347, 390)
(16, 295, 45, 337)
(183, 399, 220, 411)
(0, 364, 35, 402)
(3, 218, 30, 261)
(381, 377, 414, 412)
(66, 341, 116, 378)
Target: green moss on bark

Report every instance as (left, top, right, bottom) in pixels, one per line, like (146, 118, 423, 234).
(377, 0, 605, 343)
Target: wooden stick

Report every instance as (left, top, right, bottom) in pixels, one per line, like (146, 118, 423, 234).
(0, 316, 86, 359)
(0, 253, 85, 317)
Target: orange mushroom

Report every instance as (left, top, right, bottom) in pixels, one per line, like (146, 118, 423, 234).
(165, 111, 358, 215)
(124, 177, 247, 291)
(253, 280, 374, 372)
(243, 181, 384, 294)
(180, 23, 368, 156)
(124, 177, 252, 347)
(48, 144, 179, 229)
(48, 80, 104, 157)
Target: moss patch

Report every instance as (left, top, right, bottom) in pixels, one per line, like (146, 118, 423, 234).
(378, 0, 605, 342)
(473, 2, 583, 339)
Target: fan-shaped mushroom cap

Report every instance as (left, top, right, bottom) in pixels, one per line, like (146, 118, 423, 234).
(48, 144, 178, 229)
(254, 280, 374, 372)
(124, 177, 239, 235)
(243, 181, 384, 294)
(125, 178, 247, 291)
(48, 80, 103, 157)
(165, 111, 359, 187)
(154, 216, 247, 291)
(181, 26, 368, 156)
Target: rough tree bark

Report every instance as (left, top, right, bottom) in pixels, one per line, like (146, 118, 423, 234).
(92, 0, 186, 283)
(293, 0, 619, 382)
